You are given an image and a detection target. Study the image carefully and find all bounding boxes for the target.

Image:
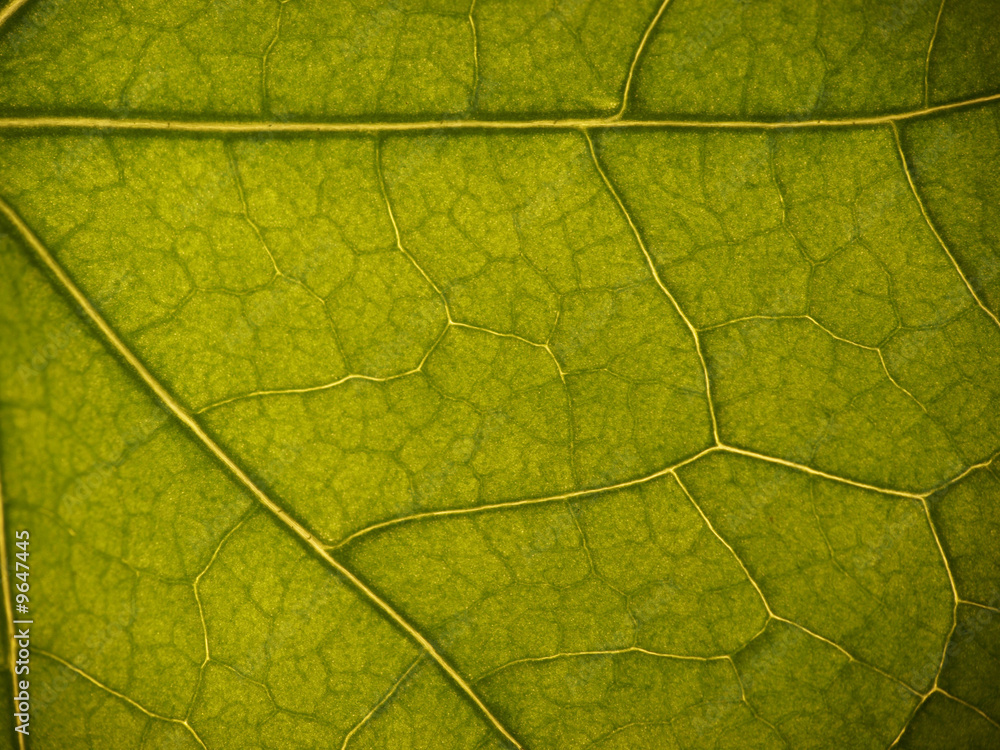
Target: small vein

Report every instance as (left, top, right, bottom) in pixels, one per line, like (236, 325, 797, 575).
(892, 121, 1000, 330)
(341, 655, 423, 750)
(717, 444, 923, 499)
(333, 440, 935, 548)
(675, 472, 922, 697)
(700, 314, 928, 413)
(375, 136, 453, 317)
(921, 497, 959, 692)
(196, 370, 421, 413)
(925, 450, 1000, 497)
(936, 689, 1000, 729)
(468, 0, 479, 111)
(192, 510, 255, 667)
(225, 141, 282, 278)
(728, 657, 790, 748)
(261, 0, 288, 116)
(330, 445, 718, 548)
(584, 129, 720, 444)
(34, 649, 208, 750)
(614, 0, 674, 119)
(477, 646, 729, 682)
(0, 196, 524, 750)
(672, 471, 775, 619)
(925, 0, 947, 108)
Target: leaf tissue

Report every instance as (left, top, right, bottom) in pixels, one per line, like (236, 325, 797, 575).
(0, 0, 998, 747)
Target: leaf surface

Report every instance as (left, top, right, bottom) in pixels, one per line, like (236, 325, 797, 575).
(0, 1, 999, 748)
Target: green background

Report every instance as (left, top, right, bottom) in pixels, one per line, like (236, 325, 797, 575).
(0, 0, 998, 747)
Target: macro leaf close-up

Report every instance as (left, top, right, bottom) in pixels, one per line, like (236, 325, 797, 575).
(0, 0, 999, 747)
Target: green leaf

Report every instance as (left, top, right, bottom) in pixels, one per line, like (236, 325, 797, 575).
(0, 0, 998, 748)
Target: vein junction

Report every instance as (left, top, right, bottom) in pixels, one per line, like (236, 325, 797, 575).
(1, 89, 998, 748)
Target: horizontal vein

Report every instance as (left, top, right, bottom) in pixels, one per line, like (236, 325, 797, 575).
(0, 93, 997, 134)
(330, 445, 718, 548)
(0, 196, 523, 750)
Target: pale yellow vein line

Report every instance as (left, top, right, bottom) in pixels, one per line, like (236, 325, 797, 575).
(0, 454, 27, 750)
(727, 657, 789, 748)
(477, 646, 728, 682)
(925, 0, 947, 108)
(451, 320, 567, 381)
(775, 615, 920, 696)
(0, 0, 32, 33)
(260, 0, 288, 115)
(717, 444, 924, 499)
(375, 137, 453, 316)
(584, 129, 720, 444)
(674, 472, 921, 697)
(184, 505, 258, 721)
(892, 121, 1000, 330)
(672, 471, 775, 618)
(936, 689, 1000, 729)
(195, 371, 420, 413)
(341, 655, 423, 750)
(0, 197, 523, 750)
(333, 439, 932, 548)
(700, 314, 927, 413)
(196, 321, 560, 413)
(468, 0, 479, 108)
(225, 141, 282, 277)
(35, 649, 208, 749)
(890, 701, 922, 748)
(924, 450, 1000, 497)
(331, 445, 719, 548)
(1, 92, 999, 133)
(921, 496, 960, 693)
(614, 0, 673, 119)
(960, 599, 1000, 614)
(192, 511, 254, 668)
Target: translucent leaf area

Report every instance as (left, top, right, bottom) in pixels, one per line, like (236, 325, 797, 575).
(0, 0, 998, 747)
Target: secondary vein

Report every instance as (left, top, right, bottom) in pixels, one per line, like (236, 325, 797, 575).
(0, 92, 997, 134)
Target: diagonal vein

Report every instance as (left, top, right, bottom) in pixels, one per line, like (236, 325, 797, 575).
(0, 196, 523, 750)
(891, 121, 1000, 330)
(584, 128, 720, 443)
(35, 649, 208, 748)
(0, 0, 32, 33)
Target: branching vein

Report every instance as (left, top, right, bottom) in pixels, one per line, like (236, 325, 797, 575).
(584, 129, 720, 444)
(35, 650, 208, 749)
(0, 196, 524, 750)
